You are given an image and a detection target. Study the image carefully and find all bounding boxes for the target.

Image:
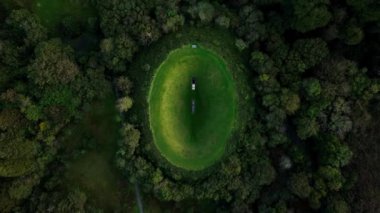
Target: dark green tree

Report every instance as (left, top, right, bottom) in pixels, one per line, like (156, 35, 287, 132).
(197, 1, 216, 23)
(289, 0, 332, 32)
(116, 77, 133, 95)
(295, 116, 320, 139)
(28, 39, 79, 86)
(341, 23, 364, 45)
(288, 172, 312, 199)
(236, 5, 266, 44)
(316, 135, 353, 168)
(303, 78, 322, 99)
(325, 195, 350, 213)
(5, 9, 47, 47)
(317, 166, 345, 191)
(100, 34, 138, 71)
(346, 0, 380, 22)
(280, 89, 301, 115)
(292, 38, 329, 69)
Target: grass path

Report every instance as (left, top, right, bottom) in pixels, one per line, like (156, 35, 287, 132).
(149, 45, 237, 170)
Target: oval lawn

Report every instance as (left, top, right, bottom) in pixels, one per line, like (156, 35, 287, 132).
(148, 45, 237, 170)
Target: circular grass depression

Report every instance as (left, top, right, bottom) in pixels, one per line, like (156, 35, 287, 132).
(148, 45, 237, 171)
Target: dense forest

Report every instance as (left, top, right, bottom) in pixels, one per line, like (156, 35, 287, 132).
(0, 0, 379, 212)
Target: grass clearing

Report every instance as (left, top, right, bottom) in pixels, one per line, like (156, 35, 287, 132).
(34, 0, 96, 31)
(128, 27, 252, 175)
(149, 45, 237, 170)
(60, 88, 136, 212)
(1, 0, 96, 32)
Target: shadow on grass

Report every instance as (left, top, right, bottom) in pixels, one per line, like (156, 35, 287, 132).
(59, 88, 137, 212)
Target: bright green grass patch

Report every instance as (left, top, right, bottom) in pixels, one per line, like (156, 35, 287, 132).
(149, 45, 237, 171)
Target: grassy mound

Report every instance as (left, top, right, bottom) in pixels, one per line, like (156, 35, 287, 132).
(149, 45, 237, 170)
(128, 27, 252, 176)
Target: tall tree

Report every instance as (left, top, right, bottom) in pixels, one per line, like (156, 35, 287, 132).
(28, 39, 79, 86)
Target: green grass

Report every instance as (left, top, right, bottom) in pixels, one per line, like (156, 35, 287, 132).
(1, 0, 96, 32)
(34, 0, 96, 31)
(128, 27, 252, 176)
(148, 45, 237, 171)
(60, 88, 136, 212)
